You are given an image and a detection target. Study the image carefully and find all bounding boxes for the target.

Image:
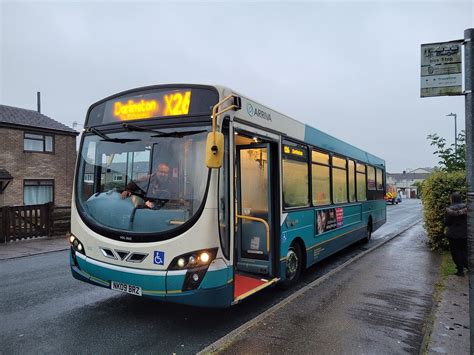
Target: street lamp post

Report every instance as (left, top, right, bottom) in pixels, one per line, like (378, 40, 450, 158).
(446, 112, 458, 152)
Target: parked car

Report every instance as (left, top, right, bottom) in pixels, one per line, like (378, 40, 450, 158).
(396, 193, 402, 204)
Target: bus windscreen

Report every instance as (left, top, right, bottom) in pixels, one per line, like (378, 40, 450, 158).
(86, 87, 219, 126)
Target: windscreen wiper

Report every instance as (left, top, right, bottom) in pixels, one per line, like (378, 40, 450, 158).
(122, 123, 165, 135)
(86, 127, 140, 143)
(151, 130, 207, 138)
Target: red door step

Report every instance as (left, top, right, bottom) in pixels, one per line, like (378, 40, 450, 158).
(234, 273, 268, 299)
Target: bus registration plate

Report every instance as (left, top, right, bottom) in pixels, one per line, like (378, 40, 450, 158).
(111, 281, 142, 296)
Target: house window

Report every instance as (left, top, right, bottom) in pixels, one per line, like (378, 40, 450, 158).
(24, 133, 54, 153)
(113, 173, 123, 182)
(84, 174, 93, 183)
(24, 180, 54, 205)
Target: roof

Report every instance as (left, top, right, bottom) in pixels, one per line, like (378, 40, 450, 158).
(387, 172, 431, 181)
(404, 167, 434, 174)
(0, 168, 13, 180)
(0, 104, 78, 135)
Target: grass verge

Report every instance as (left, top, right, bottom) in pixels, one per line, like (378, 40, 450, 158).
(421, 250, 455, 354)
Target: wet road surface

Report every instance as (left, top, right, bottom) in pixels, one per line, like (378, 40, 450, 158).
(0, 200, 422, 353)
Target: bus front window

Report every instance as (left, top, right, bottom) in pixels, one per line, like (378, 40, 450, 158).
(76, 128, 209, 235)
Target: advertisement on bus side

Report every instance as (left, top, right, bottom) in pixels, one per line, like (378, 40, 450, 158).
(316, 207, 344, 235)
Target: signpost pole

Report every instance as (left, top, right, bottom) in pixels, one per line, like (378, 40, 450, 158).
(464, 28, 474, 354)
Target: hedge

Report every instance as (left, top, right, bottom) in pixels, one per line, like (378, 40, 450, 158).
(420, 170, 466, 250)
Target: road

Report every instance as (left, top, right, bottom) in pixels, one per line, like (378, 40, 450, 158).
(0, 200, 423, 354)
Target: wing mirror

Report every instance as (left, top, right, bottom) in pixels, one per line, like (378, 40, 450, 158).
(206, 132, 224, 168)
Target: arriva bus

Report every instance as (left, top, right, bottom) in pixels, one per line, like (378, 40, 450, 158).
(70, 84, 386, 307)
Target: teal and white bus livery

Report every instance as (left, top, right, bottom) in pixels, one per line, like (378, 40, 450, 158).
(70, 84, 386, 307)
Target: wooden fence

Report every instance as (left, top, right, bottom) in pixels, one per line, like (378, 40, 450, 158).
(0, 203, 71, 243)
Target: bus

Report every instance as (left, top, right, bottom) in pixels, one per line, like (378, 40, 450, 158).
(70, 84, 386, 307)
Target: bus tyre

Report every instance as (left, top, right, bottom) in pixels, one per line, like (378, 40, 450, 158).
(281, 242, 303, 289)
(363, 223, 372, 243)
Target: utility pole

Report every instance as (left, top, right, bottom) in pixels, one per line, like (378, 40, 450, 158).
(464, 28, 474, 355)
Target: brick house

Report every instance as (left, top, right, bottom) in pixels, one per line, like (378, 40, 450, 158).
(0, 105, 78, 207)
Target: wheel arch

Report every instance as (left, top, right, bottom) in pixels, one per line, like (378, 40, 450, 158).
(289, 236, 307, 270)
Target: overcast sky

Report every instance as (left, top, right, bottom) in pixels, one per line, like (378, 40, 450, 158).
(1, 0, 472, 172)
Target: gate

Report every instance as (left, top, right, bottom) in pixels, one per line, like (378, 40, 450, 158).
(0, 203, 52, 243)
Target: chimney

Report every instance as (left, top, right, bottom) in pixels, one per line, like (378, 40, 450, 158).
(37, 92, 41, 113)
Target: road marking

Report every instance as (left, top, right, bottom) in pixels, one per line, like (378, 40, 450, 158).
(198, 218, 423, 354)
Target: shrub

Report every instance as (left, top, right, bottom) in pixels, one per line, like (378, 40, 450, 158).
(420, 170, 466, 250)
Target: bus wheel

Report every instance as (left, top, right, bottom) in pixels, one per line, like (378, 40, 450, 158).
(281, 242, 302, 289)
(363, 223, 372, 243)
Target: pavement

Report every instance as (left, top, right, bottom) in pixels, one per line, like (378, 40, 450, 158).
(428, 274, 470, 354)
(0, 224, 470, 354)
(0, 235, 69, 260)
(202, 223, 470, 354)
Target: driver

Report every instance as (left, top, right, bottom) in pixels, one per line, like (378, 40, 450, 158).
(120, 162, 173, 209)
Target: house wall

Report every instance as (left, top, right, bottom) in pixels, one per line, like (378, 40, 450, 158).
(0, 127, 77, 207)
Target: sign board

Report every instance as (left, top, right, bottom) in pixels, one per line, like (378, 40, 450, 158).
(421, 40, 463, 97)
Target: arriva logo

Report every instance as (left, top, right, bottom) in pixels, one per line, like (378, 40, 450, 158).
(246, 103, 272, 122)
(247, 103, 254, 116)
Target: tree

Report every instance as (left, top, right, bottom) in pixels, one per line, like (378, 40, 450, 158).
(426, 130, 465, 172)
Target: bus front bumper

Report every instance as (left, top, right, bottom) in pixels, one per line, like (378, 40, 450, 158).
(70, 249, 233, 308)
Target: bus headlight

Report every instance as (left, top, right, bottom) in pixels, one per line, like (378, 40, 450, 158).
(69, 234, 86, 256)
(168, 248, 218, 270)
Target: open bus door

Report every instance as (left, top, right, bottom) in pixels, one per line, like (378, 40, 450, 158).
(233, 141, 279, 303)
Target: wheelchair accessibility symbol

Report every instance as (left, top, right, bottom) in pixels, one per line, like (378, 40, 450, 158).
(153, 251, 165, 265)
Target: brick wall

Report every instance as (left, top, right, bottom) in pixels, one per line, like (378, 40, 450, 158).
(0, 127, 77, 207)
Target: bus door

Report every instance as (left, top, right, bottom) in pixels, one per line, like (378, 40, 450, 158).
(234, 143, 278, 299)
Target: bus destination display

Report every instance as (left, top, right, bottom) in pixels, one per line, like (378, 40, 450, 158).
(111, 90, 191, 121)
(86, 87, 219, 127)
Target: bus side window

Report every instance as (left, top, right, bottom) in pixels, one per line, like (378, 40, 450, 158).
(332, 156, 348, 204)
(282, 141, 309, 208)
(367, 166, 376, 191)
(356, 163, 367, 201)
(376, 168, 384, 200)
(348, 160, 356, 202)
(311, 150, 330, 206)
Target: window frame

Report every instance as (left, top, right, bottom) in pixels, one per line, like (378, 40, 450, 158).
(112, 173, 124, 182)
(279, 138, 380, 209)
(281, 139, 310, 210)
(331, 154, 348, 205)
(84, 173, 94, 183)
(356, 162, 367, 201)
(348, 159, 356, 202)
(23, 179, 55, 205)
(376, 167, 384, 191)
(23, 132, 55, 154)
(367, 165, 376, 191)
(311, 149, 332, 206)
